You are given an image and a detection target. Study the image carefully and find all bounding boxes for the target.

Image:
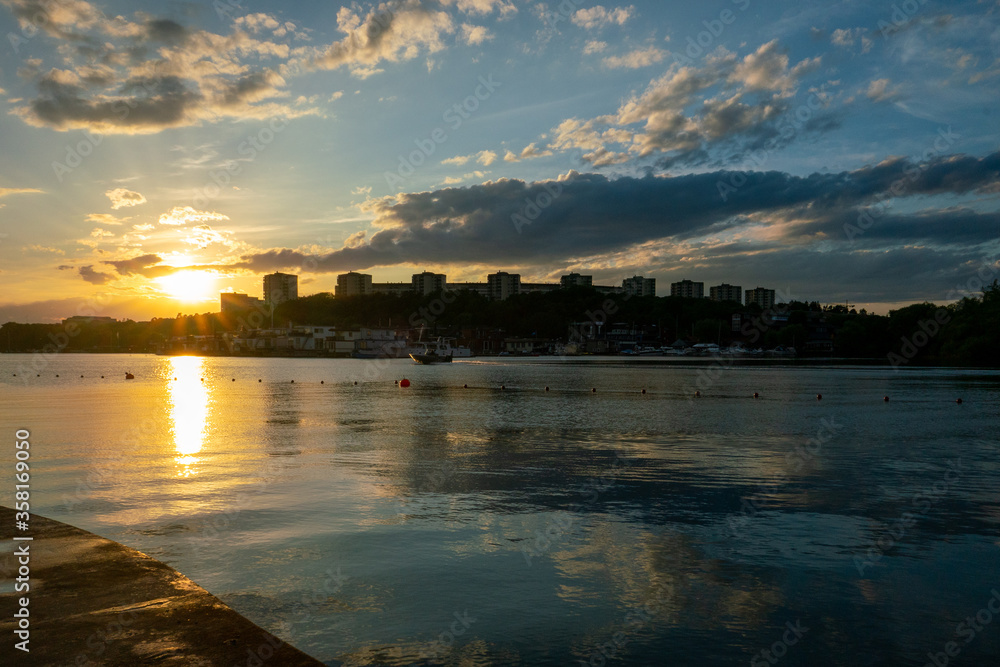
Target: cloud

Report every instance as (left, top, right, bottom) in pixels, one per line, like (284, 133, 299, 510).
(105, 187, 146, 209)
(443, 149, 498, 166)
(158, 206, 229, 226)
(8, 8, 320, 134)
(86, 213, 127, 225)
(602, 46, 667, 70)
(0, 187, 43, 198)
(102, 253, 171, 278)
(866, 78, 904, 103)
(440, 0, 517, 16)
(306, 1, 455, 78)
(222, 151, 1000, 279)
(79, 265, 114, 284)
(460, 23, 493, 45)
(572, 5, 634, 30)
(503, 143, 553, 162)
(583, 40, 608, 55)
(549, 41, 829, 168)
(25, 244, 64, 255)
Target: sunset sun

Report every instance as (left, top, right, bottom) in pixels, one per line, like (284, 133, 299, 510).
(155, 270, 219, 303)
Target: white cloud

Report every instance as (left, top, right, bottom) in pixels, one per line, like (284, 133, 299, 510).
(603, 46, 666, 70)
(86, 213, 127, 226)
(572, 5, 634, 30)
(158, 206, 229, 226)
(460, 23, 494, 45)
(443, 149, 497, 166)
(866, 78, 903, 103)
(106, 188, 146, 209)
(583, 40, 608, 55)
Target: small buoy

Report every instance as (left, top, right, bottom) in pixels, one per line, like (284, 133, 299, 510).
(258, 379, 261, 382)
(694, 391, 701, 397)
(395, 380, 399, 385)
(320, 380, 324, 384)
(956, 398, 963, 404)
(816, 394, 822, 400)
(354, 381, 358, 385)
(400, 378, 411, 388)
(501, 384, 506, 390)
(545, 386, 550, 392)
(641, 389, 646, 395)
(290, 380, 295, 383)
(883, 396, 889, 402)
(591, 388, 597, 393)
(463, 384, 468, 389)
(37, 374, 40, 377)
(753, 392, 759, 399)
(81, 375, 84, 378)
(12, 374, 16, 377)
(232, 378, 236, 382)
(55, 374, 59, 377)
(101, 375, 104, 378)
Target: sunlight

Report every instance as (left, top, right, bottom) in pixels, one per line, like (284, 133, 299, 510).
(167, 356, 211, 475)
(156, 270, 219, 303)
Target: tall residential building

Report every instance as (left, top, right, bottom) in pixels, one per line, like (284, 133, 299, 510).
(710, 283, 743, 303)
(335, 272, 373, 297)
(263, 272, 298, 305)
(670, 279, 703, 299)
(412, 271, 447, 295)
(745, 287, 777, 310)
(623, 276, 656, 297)
(560, 273, 593, 288)
(221, 292, 264, 313)
(487, 272, 521, 300)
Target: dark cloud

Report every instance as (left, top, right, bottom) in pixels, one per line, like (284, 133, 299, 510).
(22, 72, 201, 133)
(146, 18, 188, 45)
(227, 150, 1000, 275)
(79, 265, 114, 284)
(103, 253, 169, 277)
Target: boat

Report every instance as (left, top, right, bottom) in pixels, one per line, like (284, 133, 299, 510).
(409, 349, 454, 364)
(125, 372, 135, 380)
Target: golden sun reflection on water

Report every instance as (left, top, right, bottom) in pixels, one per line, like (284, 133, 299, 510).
(167, 356, 211, 475)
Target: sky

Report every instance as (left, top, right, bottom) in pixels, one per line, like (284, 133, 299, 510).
(0, 0, 998, 322)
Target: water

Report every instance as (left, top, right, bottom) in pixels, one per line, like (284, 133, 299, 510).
(1, 354, 998, 666)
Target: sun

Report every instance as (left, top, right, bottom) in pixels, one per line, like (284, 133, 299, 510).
(155, 270, 219, 303)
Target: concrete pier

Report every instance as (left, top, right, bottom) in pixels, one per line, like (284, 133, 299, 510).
(1, 506, 324, 665)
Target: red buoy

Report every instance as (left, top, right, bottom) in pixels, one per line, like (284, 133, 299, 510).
(694, 391, 701, 397)
(753, 392, 759, 399)
(400, 378, 411, 388)
(817, 394, 822, 400)
(591, 388, 597, 393)
(641, 389, 646, 394)
(883, 396, 889, 402)
(545, 386, 549, 391)
(956, 398, 963, 404)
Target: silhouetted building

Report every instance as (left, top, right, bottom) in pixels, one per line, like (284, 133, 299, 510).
(412, 271, 447, 295)
(623, 276, 656, 297)
(448, 282, 490, 298)
(372, 282, 411, 296)
(710, 284, 743, 303)
(522, 283, 561, 294)
(221, 292, 264, 313)
(264, 272, 298, 305)
(560, 273, 593, 288)
(488, 272, 521, 300)
(336, 272, 373, 297)
(670, 279, 703, 299)
(746, 287, 776, 309)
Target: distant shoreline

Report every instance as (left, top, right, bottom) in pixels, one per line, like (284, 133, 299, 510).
(2, 350, 996, 369)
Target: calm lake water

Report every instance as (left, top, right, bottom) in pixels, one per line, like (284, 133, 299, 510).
(1, 354, 998, 666)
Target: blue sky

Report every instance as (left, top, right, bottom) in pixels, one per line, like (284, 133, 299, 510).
(0, 0, 997, 321)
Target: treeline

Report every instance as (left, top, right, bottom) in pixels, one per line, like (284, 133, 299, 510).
(1, 282, 998, 366)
